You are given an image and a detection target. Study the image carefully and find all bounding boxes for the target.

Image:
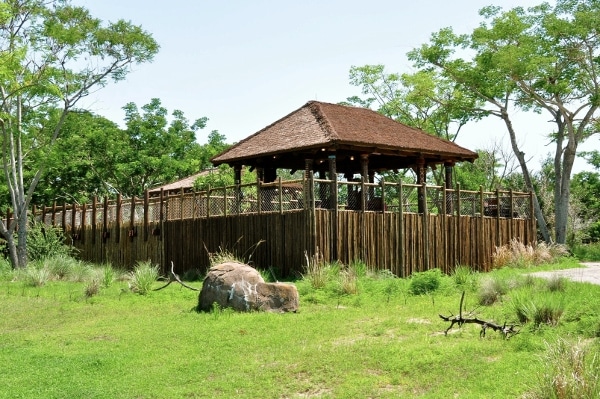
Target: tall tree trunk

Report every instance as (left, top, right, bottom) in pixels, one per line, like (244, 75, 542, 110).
(502, 112, 551, 243)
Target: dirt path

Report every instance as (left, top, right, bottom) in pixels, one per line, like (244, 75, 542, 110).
(529, 262, 600, 285)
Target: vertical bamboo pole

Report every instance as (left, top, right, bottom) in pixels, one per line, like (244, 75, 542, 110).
(479, 186, 485, 269)
(278, 177, 284, 215)
(442, 185, 447, 272)
(129, 196, 136, 240)
(398, 180, 404, 276)
(61, 202, 67, 234)
(495, 189, 500, 247)
(144, 190, 149, 241)
(116, 194, 122, 243)
(456, 183, 461, 265)
(92, 196, 97, 244)
(103, 197, 109, 243)
(421, 182, 429, 272)
(81, 203, 86, 244)
(71, 202, 77, 239)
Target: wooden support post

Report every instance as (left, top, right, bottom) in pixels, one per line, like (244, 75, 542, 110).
(81, 203, 86, 243)
(398, 180, 404, 276)
(116, 194, 122, 243)
(144, 190, 149, 241)
(102, 197, 109, 243)
(92, 196, 97, 243)
(61, 202, 67, 233)
(129, 196, 136, 241)
(71, 202, 77, 240)
(495, 189, 501, 247)
(456, 183, 461, 264)
(421, 182, 429, 272)
(480, 186, 485, 268)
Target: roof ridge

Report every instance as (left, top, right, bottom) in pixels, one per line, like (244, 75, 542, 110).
(307, 101, 341, 141)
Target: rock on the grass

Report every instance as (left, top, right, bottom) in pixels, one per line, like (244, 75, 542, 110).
(197, 262, 299, 313)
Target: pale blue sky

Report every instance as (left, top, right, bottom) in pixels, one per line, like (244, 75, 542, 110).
(76, 0, 598, 172)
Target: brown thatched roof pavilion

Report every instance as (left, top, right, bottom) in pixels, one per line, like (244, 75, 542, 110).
(212, 101, 478, 185)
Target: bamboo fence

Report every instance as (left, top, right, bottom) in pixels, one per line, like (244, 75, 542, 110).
(33, 175, 537, 277)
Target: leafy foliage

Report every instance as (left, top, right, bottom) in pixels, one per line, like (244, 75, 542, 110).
(26, 222, 76, 261)
(408, 268, 442, 295)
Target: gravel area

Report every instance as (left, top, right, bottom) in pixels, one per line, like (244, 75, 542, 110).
(529, 262, 600, 285)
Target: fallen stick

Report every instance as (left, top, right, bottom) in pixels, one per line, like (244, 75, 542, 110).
(154, 261, 200, 291)
(439, 291, 519, 339)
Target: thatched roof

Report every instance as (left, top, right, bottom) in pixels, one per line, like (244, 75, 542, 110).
(148, 169, 215, 197)
(212, 101, 477, 173)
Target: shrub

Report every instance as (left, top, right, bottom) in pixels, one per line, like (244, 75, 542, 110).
(511, 292, 564, 327)
(409, 269, 442, 295)
(99, 265, 115, 288)
(84, 276, 101, 298)
(25, 266, 51, 287)
(26, 222, 77, 261)
(128, 261, 160, 295)
(452, 265, 476, 288)
(528, 338, 600, 399)
(303, 251, 328, 289)
(492, 239, 568, 269)
(546, 275, 567, 292)
(337, 267, 359, 295)
(477, 275, 508, 306)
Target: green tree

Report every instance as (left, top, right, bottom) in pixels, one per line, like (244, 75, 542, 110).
(0, 0, 158, 268)
(408, 1, 600, 244)
(33, 109, 124, 205)
(114, 98, 206, 197)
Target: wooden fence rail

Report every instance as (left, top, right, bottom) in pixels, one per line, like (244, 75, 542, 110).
(33, 175, 537, 277)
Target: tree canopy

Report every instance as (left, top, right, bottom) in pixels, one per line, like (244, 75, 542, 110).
(0, 0, 158, 268)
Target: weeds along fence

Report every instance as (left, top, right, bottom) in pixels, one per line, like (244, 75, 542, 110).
(33, 175, 536, 277)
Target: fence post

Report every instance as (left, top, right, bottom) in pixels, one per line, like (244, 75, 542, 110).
(479, 186, 485, 268)
(91, 197, 97, 244)
(61, 202, 67, 233)
(398, 180, 404, 277)
(116, 194, 122, 243)
(456, 183, 461, 264)
(71, 201, 77, 240)
(278, 177, 284, 215)
(144, 190, 149, 241)
(129, 196, 136, 240)
(81, 203, 86, 243)
(102, 197, 109, 244)
(421, 182, 429, 272)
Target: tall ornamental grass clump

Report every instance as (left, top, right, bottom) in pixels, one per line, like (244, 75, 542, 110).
(528, 338, 600, 399)
(128, 261, 160, 295)
(493, 239, 569, 268)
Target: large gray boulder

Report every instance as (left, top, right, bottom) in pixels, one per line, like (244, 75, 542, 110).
(197, 262, 299, 313)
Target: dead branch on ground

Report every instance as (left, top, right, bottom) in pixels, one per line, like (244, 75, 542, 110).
(439, 291, 519, 339)
(154, 261, 200, 291)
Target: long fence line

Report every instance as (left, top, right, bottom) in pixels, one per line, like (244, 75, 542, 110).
(32, 176, 537, 277)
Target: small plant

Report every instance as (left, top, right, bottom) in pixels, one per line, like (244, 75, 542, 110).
(409, 268, 442, 295)
(529, 338, 600, 399)
(452, 265, 475, 288)
(128, 261, 160, 295)
(511, 291, 564, 327)
(337, 267, 359, 295)
(477, 275, 508, 306)
(546, 275, 567, 292)
(493, 239, 569, 268)
(84, 277, 101, 298)
(99, 265, 115, 288)
(69, 260, 93, 283)
(303, 250, 328, 289)
(25, 266, 51, 287)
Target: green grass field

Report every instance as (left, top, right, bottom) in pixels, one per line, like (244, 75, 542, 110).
(1, 257, 600, 398)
